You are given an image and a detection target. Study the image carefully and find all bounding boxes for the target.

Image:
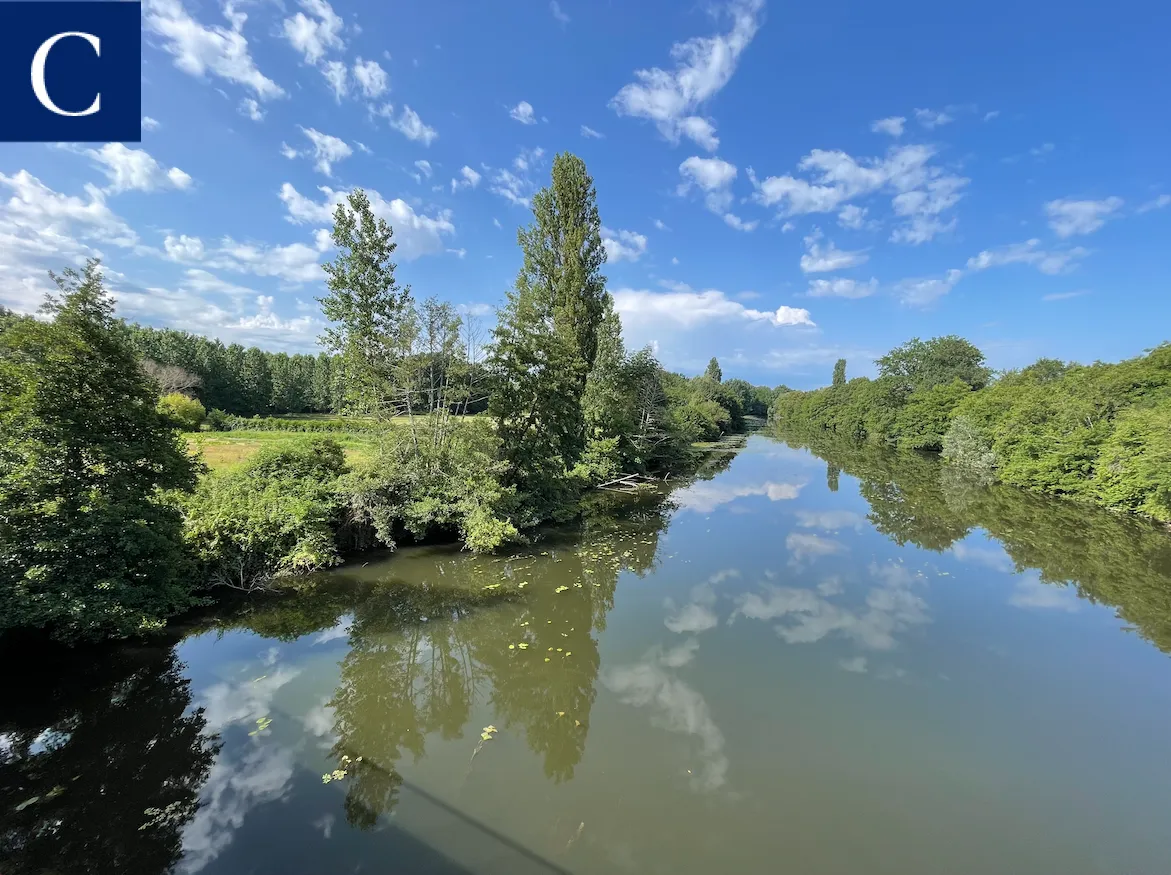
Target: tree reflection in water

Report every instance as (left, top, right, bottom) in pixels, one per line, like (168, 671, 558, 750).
(0, 640, 218, 875)
(777, 429, 1171, 654)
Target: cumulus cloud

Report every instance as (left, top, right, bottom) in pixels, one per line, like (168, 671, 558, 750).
(837, 204, 868, 229)
(609, 0, 763, 151)
(601, 227, 648, 262)
(352, 57, 388, 98)
(750, 144, 967, 244)
(142, 116, 161, 131)
(673, 480, 803, 513)
(509, 100, 537, 125)
(296, 126, 351, 176)
(161, 226, 332, 284)
(800, 228, 868, 273)
(678, 155, 753, 228)
(414, 159, 432, 179)
(966, 239, 1088, 275)
(489, 147, 545, 208)
(1044, 197, 1123, 237)
(79, 143, 192, 194)
(805, 277, 877, 299)
(143, 0, 285, 99)
(375, 104, 438, 145)
(279, 182, 454, 260)
(281, 0, 344, 65)
(450, 165, 481, 193)
(870, 116, 905, 137)
(238, 97, 264, 121)
(613, 282, 814, 330)
(321, 60, 347, 100)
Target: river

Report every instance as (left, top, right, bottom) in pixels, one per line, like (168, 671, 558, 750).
(4, 431, 1171, 874)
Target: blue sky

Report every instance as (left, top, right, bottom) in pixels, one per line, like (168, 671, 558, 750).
(2, 0, 1168, 387)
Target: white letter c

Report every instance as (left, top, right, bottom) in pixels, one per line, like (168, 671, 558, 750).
(31, 32, 101, 117)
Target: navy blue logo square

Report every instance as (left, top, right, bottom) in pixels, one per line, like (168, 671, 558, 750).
(0, 1, 141, 143)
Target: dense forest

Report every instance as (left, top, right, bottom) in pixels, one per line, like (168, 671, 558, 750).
(0, 152, 778, 643)
(770, 335, 1171, 522)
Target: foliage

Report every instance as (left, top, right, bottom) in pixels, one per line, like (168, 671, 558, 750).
(490, 152, 608, 514)
(182, 438, 349, 589)
(774, 333, 1171, 524)
(0, 260, 200, 640)
(877, 335, 992, 394)
(221, 414, 386, 433)
(157, 392, 206, 431)
(340, 420, 519, 552)
(319, 188, 414, 417)
(704, 357, 723, 383)
(832, 358, 846, 387)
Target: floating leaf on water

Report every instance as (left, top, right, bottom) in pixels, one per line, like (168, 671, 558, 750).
(484, 583, 501, 590)
(321, 774, 332, 783)
(508, 644, 515, 650)
(14, 796, 40, 812)
(481, 732, 492, 741)
(555, 586, 568, 593)
(575, 720, 581, 727)
(518, 643, 529, 649)
(252, 675, 267, 683)
(556, 648, 563, 652)
(565, 651, 572, 656)
(555, 711, 566, 718)
(544, 658, 551, 662)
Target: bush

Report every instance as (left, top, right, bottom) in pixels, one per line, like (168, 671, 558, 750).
(158, 393, 206, 431)
(182, 438, 348, 589)
(1092, 406, 1171, 521)
(941, 415, 998, 478)
(204, 408, 231, 431)
(221, 415, 384, 433)
(340, 421, 519, 554)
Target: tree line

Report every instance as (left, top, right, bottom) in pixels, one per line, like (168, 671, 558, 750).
(771, 334, 1171, 522)
(0, 151, 778, 643)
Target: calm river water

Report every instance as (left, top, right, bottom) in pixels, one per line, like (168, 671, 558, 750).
(5, 432, 1171, 875)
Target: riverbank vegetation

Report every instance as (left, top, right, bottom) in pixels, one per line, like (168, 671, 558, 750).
(0, 152, 776, 642)
(771, 335, 1171, 522)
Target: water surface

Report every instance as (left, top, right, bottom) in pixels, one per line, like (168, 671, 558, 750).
(5, 432, 1171, 875)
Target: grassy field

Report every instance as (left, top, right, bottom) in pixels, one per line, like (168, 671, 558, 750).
(187, 415, 476, 470)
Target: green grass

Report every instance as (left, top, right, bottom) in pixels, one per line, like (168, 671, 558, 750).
(189, 414, 479, 470)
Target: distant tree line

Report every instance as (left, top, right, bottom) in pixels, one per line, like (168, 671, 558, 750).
(771, 335, 1171, 522)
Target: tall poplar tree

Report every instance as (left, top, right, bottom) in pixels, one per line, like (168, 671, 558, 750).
(490, 153, 608, 510)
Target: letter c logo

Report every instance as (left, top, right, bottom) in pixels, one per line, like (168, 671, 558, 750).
(31, 31, 101, 117)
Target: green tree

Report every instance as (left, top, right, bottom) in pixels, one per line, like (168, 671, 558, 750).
(705, 357, 723, 383)
(319, 188, 413, 416)
(490, 152, 608, 513)
(157, 392, 206, 431)
(0, 260, 200, 640)
(833, 358, 847, 387)
(877, 335, 991, 394)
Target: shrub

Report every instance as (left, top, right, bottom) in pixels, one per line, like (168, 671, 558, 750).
(158, 393, 206, 431)
(942, 415, 998, 478)
(182, 438, 348, 589)
(1092, 406, 1171, 521)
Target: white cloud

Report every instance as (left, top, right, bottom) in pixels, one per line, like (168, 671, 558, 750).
(0, 170, 137, 249)
(895, 268, 963, 306)
(377, 104, 438, 145)
(914, 107, 953, 128)
(162, 228, 332, 284)
(414, 159, 432, 179)
(1008, 575, 1080, 612)
(279, 182, 455, 260)
(352, 57, 388, 98)
(983, 110, 1000, 121)
(796, 510, 866, 531)
(321, 60, 348, 101)
(281, 0, 344, 65)
(580, 125, 604, 139)
(297, 126, 352, 176)
(806, 277, 877, 299)
(1044, 197, 1124, 237)
(653, 219, 669, 231)
(800, 228, 868, 273)
(509, 100, 537, 125)
(238, 97, 264, 121)
(602, 227, 648, 262)
(786, 532, 844, 564)
(513, 146, 545, 172)
(839, 656, 868, 673)
(750, 144, 967, 243)
(143, 0, 285, 99)
(837, 204, 868, 229)
(613, 283, 814, 330)
(966, 239, 1088, 275)
(490, 147, 545, 208)
(609, 0, 762, 151)
(450, 165, 482, 193)
(446, 247, 467, 259)
(279, 142, 299, 160)
(1137, 194, 1171, 214)
(81, 143, 193, 194)
(870, 116, 905, 137)
(722, 212, 758, 231)
(550, 1, 570, 25)
(142, 116, 161, 131)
